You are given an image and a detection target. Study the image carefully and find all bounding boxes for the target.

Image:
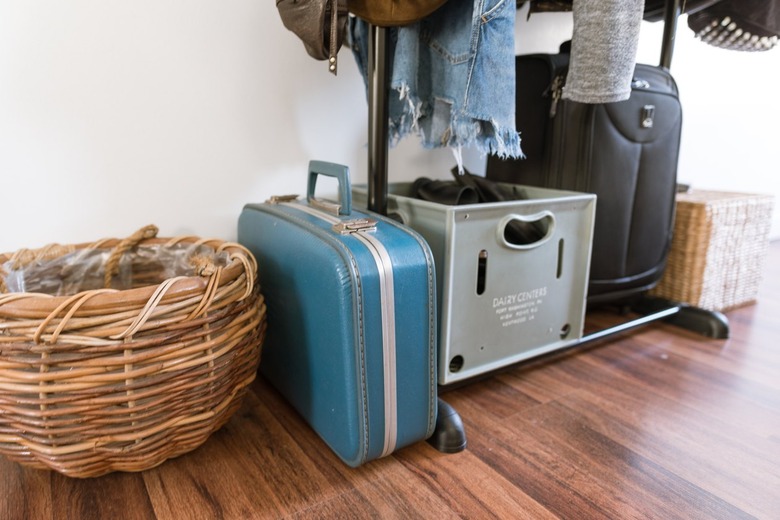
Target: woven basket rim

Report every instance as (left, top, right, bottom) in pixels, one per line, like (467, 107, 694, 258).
(677, 189, 775, 203)
(0, 233, 256, 316)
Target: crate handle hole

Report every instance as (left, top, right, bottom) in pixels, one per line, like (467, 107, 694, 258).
(476, 250, 488, 295)
(560, 323, 571, 339)
(449, 355, 464, 373)
(557, 238, 565, 279)
(498, 211, 555, 250)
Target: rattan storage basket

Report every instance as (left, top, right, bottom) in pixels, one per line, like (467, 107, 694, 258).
(0, 225, 266, 478)
(650, 190, 774, 311)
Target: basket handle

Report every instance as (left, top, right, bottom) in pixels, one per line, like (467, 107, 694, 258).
(104, 225, 159, 288)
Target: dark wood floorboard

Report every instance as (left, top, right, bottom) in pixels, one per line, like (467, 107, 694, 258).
(2, 242, 780, 519)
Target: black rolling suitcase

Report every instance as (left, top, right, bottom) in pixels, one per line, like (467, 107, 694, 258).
(487, 0, 729, 339)
(486, 48, 680, 303)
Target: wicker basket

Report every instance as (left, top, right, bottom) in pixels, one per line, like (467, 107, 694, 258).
(650, 190, 775, 311)
(0, 225, 266, 478)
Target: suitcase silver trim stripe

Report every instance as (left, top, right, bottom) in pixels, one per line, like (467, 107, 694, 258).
(281, 202, 398, 457)
(363, 236, 397, 457)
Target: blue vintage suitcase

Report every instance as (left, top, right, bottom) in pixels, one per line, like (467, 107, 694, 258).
(238, 161, 437, 467)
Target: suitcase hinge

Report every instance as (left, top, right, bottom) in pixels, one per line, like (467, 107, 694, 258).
(332, 218, 377, 234)
(267, 194, 299, 204)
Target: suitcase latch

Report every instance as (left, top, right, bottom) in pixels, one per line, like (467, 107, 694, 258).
(333, 218, 377, 234)
(267, 194, 299, 204)
(641, 105, 655, 129)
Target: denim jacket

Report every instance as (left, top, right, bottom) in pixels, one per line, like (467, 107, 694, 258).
(348, 0, 523, 163)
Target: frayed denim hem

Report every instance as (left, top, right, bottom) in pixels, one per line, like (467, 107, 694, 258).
(389, 84, 524, 169)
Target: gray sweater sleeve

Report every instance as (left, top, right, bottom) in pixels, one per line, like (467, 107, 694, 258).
(563, 0, 646, 103)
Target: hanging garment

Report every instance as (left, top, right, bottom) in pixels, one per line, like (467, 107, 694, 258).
(348, 0, 450, 26)
(562, 0, 646, 103)
(348, 0, 523, 162)
(687, 0, 780, 52)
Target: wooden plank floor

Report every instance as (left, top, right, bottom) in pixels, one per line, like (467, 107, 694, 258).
(2, 243, 779, 519)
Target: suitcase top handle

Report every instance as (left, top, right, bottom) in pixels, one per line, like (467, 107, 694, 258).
(308, 160, 352, 216)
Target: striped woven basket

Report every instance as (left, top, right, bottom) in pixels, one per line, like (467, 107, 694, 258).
(0, 225, 266, 478)
(650, 190, 774, 311)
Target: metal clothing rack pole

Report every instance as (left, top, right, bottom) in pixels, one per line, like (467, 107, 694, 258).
(365, 24, 467, 454)
(660, 0, 682, 68)
(366, 24, 390, 216)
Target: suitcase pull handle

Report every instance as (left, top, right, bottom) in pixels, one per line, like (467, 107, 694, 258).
(307, 160, 352, 216)
(497, 211, 555, 250)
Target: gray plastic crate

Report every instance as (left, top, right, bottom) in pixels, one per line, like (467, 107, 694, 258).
(354, 182, 596, 385)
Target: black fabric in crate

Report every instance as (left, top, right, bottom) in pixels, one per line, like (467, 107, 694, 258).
(411, 168, 548, 245)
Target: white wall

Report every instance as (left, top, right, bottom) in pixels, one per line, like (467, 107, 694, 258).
(1, 2, 778, 253)
(636, 20, 780, 241)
